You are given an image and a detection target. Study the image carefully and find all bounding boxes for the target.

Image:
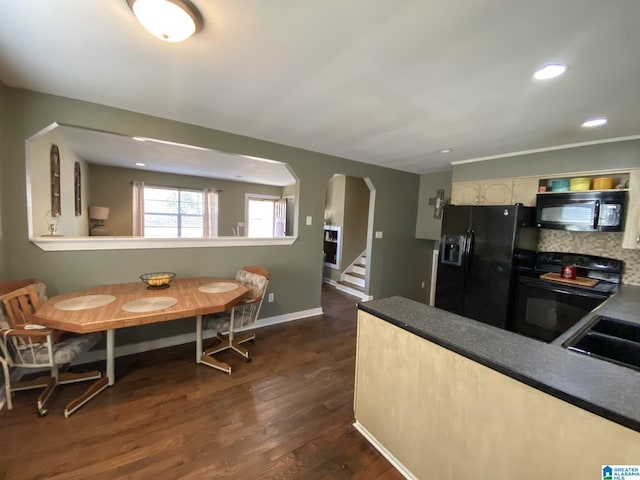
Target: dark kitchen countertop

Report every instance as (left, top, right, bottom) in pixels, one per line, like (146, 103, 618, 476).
(358, 284, 640, 433)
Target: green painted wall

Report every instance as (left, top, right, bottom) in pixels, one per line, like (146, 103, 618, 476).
(2, 88, 428, 345)
(0, 81, 6, 279)
(342, 176, 369, 269)
(87, 164, 284, 237)
(452, 139, 640, 182)
(415, 170, 452, 240)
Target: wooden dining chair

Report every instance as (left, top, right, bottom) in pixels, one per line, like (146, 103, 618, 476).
(198, 266, 270, 374)
(0, 286, 104, 417)
(0, 278, 43, 412)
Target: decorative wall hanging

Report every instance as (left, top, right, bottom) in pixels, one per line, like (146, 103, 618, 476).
(50, 144, 61, 216)
(74, 162, 82, 216)
(428, 189, 450, 219)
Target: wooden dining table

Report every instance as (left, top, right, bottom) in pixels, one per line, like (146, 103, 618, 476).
(33, 277, 248, 413)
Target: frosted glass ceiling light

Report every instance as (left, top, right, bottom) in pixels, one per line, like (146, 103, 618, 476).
(128, 0, 203, 42)
(533, 64, 568, 80)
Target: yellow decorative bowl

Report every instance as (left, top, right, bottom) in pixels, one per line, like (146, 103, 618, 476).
(140, 272, 176, 289)
(569, 177, 591, 191)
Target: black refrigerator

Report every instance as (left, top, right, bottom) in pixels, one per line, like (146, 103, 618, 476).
(434, 204, 538, 329)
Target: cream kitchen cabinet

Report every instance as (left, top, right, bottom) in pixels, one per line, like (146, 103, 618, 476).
(450, 181, 482, 205)
(451, 180, 512, 205)
(510, 177, 539, 206)
(452, 178, 538, 206)
(622, 170, 640, 249)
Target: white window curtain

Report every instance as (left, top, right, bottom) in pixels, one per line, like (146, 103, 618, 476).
(132, 181, 145, 237)
(203, 188, 219, 238)
(274, 198, 287, 237)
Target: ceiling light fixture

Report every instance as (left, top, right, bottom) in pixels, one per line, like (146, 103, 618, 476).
(581, 117, 608, 128)
(533, 64, 568, 80)
(127, 0, 203, 42)
(135, 162, 146, 167)
(438, 148, 453, 154)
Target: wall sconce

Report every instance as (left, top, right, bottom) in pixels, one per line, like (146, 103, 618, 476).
(127, 0, 203, 42)
(89, 206, 110, 236)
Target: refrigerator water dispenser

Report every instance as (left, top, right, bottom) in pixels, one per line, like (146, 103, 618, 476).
(441, 234, 465, 266)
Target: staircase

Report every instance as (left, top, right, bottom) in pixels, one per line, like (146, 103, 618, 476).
(336, 253, 372, 300)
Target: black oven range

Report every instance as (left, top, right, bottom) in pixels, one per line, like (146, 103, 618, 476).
(512, 252, 623, 342)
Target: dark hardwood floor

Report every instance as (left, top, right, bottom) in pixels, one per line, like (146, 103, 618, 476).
(1, 285, 404, 480)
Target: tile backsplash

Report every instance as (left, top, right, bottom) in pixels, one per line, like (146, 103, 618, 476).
(537, 230, 640, 286)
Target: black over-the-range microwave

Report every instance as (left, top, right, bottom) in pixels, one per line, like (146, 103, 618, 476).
(536, 190, 628, 232)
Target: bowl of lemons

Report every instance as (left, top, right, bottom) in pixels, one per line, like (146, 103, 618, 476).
(140, 272, 176, 289)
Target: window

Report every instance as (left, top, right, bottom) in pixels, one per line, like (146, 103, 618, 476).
(245, 195, 287, 237)
(133, 185, 218, 238)
(143, 186, 204, 238)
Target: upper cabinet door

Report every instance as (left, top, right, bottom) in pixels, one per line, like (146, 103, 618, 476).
(451, 182, 481, 205)
(511, 178, 539, 206)
(480, 180, 513, 205)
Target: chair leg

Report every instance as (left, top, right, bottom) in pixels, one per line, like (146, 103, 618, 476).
(36, 377, 58, 416)
(10, 374, 52, 392)
(1, 358, 11, 411)
(64, 376, 109, 418)
(235, 331, 256, 345)
(58, 370, 103, 385)
(199, 354, 232, 374)
(204, 331, 255, 361)
(202, 334, 231, 356)
(229, 340, 250, 360)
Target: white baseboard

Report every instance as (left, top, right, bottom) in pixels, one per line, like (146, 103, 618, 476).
(323, 278, 373, 301)
(352, 421, 416, 480)
(78, 307, 323, 365)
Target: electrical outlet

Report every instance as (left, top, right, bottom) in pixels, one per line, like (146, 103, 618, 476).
(421, 281, 425, 288)
(268, 293, 274, 302)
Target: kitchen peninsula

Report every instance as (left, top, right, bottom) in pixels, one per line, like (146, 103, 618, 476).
(355, 287, 640, 480)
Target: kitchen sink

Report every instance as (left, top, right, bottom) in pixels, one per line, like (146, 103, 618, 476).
(563, 316, 640, 371)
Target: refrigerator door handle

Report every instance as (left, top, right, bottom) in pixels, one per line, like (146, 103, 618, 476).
(463, 230, 474, 273)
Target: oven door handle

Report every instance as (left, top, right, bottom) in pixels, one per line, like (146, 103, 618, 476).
(593, 200, 600, 230)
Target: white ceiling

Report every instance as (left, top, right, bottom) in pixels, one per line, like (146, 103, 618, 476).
(48, 124, 296, 186)
(2, 0, 640, 174)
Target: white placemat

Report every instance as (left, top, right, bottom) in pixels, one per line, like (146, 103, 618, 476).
(55, 295, 116, 311)
(198, 282, 239, 293)
(122, 296, 178, 313)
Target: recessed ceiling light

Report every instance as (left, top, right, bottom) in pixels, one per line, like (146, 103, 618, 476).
(533, 64, 568, 80)
(581, 117, 608, 128)
(127, 0, 203, 43)
(439, 148, 453, 154)
(136, 162, 146, 167)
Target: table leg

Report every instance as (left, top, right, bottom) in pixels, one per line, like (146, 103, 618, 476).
(107, 329, 115, 386)
(196, 315, 203, 363)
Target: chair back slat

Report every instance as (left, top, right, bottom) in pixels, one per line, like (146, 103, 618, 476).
(1, 287, 41, 329)
(1, 286, 46, 350)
